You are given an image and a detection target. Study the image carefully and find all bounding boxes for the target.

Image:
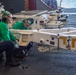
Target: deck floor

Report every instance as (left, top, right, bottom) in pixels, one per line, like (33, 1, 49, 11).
(0, 44, 76, 75)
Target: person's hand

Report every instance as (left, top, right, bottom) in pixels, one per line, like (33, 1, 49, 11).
(24, 22, 30, 27)
(15, 43, 19, 48)
(14, 40, 19, 48)
(15, 41, 19, 48)
(15, 39, 19, 43)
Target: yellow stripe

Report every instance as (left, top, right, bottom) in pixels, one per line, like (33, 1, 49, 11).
(72, 38, 76, 48)
(59, 36, 66, 45)
(41, 25, 45, 28)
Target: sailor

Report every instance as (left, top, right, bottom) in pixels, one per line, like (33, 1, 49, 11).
(2, 11, 13, 28)
(12, 18, 34, 56)
(12, 18, 34, 30)
(0, 11, 20, 67)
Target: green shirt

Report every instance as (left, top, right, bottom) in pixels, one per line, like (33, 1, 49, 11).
(0, 22, 16, 42)
(12, 21, 29, 30)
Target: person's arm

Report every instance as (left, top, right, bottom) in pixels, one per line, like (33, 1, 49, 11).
(9, 31, 17, 42)
(9, 31, 19, 48)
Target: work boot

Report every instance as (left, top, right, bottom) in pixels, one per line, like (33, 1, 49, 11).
(5, 60, 21, 68)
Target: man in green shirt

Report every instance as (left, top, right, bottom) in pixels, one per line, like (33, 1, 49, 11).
(12, 18, 34, 56)
(0, 11, 20, 67)
(12, 18, 34, 30)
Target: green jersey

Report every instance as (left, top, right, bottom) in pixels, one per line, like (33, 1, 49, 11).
(0, 22, 16, 42)
(12, 21, 29, 30)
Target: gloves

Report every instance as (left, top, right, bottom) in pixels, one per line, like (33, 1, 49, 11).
(15, 43, 19, 48)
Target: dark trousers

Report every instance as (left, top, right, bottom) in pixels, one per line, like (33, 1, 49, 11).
(0, 41, 14, 62)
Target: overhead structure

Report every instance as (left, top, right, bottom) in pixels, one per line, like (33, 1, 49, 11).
(25, 0, 57, 11)
(36, 0, 57, 10)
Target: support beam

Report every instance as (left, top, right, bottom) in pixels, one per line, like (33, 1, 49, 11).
(25, 0, 29, 11)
